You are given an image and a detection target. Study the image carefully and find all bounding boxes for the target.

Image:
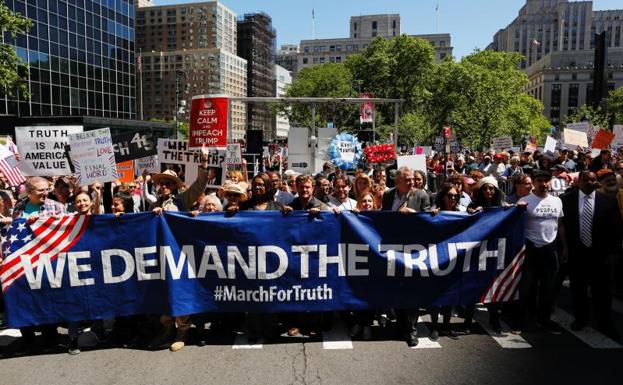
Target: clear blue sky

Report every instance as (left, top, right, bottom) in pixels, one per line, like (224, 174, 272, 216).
(158, 0, 622, 58)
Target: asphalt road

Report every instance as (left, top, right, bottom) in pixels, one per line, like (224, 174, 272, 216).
(0, 287, 622, 385)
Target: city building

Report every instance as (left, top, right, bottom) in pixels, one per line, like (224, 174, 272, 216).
(275, 64, 291, 139)
(489, 0, 623, 126)
(0, 0, 137, 121)
(296, 14, 453, 73)
(135, 0, 154, 8)
(275, 44, 299, 74)
(525, 48, 623, 126)
(136, 1, 248, 139)
(488, 0, 623, 69)
(237, 12, 277, 140)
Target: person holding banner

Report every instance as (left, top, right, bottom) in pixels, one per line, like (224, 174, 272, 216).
(352, 173, 373, 201)
(328, 176, 357, 211)
(381, 166, 431, 346)
(268, 172, 294, 205)
(148, 151, 210, 352)
(5, 177, 68, 354)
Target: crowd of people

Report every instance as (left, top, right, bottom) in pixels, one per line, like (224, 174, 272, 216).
(0, 145, 622, 356)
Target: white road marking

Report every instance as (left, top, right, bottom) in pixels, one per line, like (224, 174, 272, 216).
(562, 280, 623, 316)
(410, 317, 442, 349)
(551, 307, 621, 349)
(322, 319, 353, 350)
(0, 328, 21, 338)
(232, 332, 263, 349)
(474, 307, 532, 349)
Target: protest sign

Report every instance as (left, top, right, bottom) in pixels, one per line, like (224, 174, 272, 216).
(397, 155, 427, 177)
(566, 122, 589, 132)
(613, 125, 623, 149)
(544, 136, 557, 155)
(226, 143, 242, 165)
(364, 144, 396, 163)
(116, 160, 135, 183)
(0, 208, 526, 328)
(15, 126, 83, 176)
(591, 130, 615, 149)
(157, 139, 226, 187)
(359, 93, 374, 123)
(68, 128, 117, 186)
(133, 155, 159, 176)
(414, 146, 432, 155)
(434, 136, 444, 152)
(112, 131, 157, 162)
(563, 129, 588, 147)
(189, 94, 228, 148)
(491, 136, 513, 151)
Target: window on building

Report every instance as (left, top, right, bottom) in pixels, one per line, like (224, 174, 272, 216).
(568, 83, 579, 108)
(440, 40, 446, 47)
(354, 22, 357, 31)
(551, 84, 562, 108)
(302, 57, 308, 64)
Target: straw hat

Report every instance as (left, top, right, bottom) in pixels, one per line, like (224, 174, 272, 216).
(221, 182, 248, 201)
(152, 169, 184, 190)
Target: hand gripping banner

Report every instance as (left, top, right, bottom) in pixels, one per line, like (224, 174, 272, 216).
(0, 208, 526, 328)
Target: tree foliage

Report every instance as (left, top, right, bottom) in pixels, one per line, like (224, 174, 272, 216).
(564, 104, 610, 130)
(608, 87, 623, 125)
(0, 1, 32, 97)
(285, 36, 552, 149)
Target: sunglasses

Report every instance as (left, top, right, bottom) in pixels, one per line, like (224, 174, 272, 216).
(446, 193, 459, 199)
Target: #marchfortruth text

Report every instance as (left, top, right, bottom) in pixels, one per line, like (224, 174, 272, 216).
(214, 284, 333, 303)
(19, 240, 508, 289)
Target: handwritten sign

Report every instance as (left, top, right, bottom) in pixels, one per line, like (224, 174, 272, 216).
(613, 125, 623, 149)
(591, 130, 615, 149)
(544, 136, 557, 155)
(116, 160, 135, 183)
(133, 155, 159, 176)
(15, 125, 83, 176)
(563, 129, 589, 148)
(226, 143, 242, 165)
(491, 136, 513, 151)
(68, 128, 117, 186)
(157, 139, 226, 187)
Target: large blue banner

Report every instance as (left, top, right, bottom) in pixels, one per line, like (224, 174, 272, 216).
(1, 208, 526, 328)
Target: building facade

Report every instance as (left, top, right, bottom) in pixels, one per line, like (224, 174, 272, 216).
(296, 15, 453, 73)
(525, 48, 623, 126)
(275, 44, 299, 74)
(0, 0, 137, 119)
(488, 0, 623, 69)
(275, 64, 291, 139)
(136, 1, 247, 139)
(237, 12, 277, 140)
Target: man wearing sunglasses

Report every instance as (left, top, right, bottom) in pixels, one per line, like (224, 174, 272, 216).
(147, 151, 210, 352)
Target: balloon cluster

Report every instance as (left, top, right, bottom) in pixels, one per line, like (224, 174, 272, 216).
(364, 144, 396, 163)
(327, 133, 362, 170)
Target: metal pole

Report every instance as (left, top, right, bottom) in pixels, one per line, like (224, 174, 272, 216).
(227, 99, 233, 143)
(393, 102, 399, 148)
(175, 71, 179, 138)
(311, 104, 316, 174)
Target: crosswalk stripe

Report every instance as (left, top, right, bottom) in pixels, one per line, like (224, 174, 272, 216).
(474, 307, 532, 349)
(322, 319, 353, 350)
(410, 317, 441, 349)
(232, 331, 263, 349)
(551, 307, 621, 349)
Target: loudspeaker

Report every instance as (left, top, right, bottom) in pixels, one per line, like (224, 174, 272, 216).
(246, 130, 263, 155)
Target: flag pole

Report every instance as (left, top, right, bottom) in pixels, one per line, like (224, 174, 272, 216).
(312, 9, 315, 39)
(139, 47, 144, 121)
(436, 5, 440, 33)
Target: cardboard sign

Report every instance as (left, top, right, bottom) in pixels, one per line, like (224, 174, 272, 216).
(524, 140, 537, 153)
(157, 139, 226, 187)
(544, 136, 557, 155)
(591, 130, 615, 149)
(491, 136, 513, 151)
(15, 125, 83, 176)
(116, 160, 135, 183)
(449, 140, 461, 153)
(434, 136, 444, 152)
(112, 131, 157, 162)
(68, 128, 118, 186)
(189, 94, 228, 148)
(563, 129, 589, 147)
(133, 155, 159, 176)
(226, 143, 242, 165)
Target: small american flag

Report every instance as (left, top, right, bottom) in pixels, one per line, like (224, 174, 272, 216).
(0, 216, 90, 292)
(480, 247, 525, 303)
(0, 144, 26, 187)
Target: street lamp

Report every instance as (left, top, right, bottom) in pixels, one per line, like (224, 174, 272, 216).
(175, 69, 189, 138)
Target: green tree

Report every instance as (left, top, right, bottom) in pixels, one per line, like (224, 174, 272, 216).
(608, 87, 623, 125)
(283, 63, 355, 128)
(0, 1, 32, 97)
(563, 104, 610, 129)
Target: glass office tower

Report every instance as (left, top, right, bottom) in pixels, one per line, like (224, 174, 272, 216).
(0, 0, 136, 119)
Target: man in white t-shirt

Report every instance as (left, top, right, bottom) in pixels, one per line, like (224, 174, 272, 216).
(516, 169, 566, 333)
(328, 175, 357, 211)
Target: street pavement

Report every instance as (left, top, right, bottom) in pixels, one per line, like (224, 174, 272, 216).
(0, 285, 622, 385)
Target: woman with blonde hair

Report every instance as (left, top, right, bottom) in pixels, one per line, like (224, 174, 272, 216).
(352, 173, 373, 200)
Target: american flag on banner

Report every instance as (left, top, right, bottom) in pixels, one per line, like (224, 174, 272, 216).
(0, 144, 26, 187)
(0, 216, 90, 292)
(480, 246, 525, 303)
